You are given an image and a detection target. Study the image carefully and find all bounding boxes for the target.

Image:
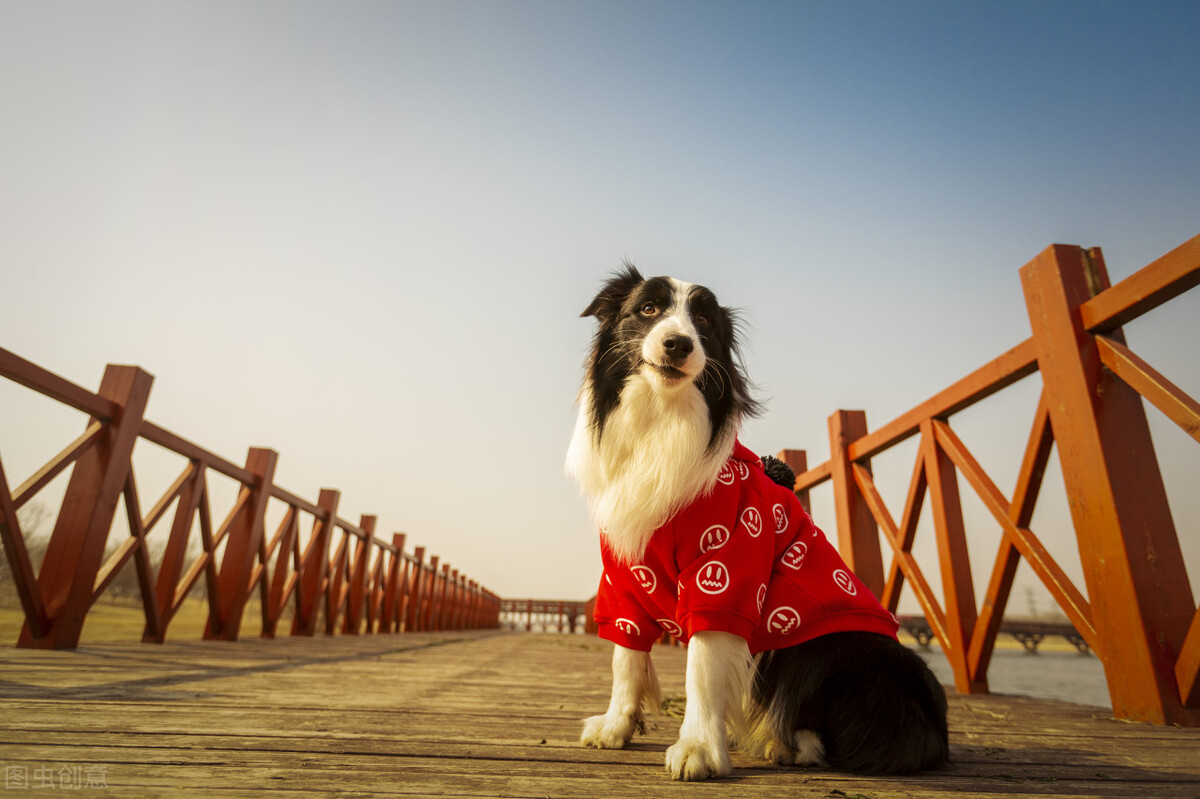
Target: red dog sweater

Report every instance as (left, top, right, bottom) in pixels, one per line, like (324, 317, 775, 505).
(593, 441, 899, 653)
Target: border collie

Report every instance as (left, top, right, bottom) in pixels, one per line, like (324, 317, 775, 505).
(566, 264, 949, 780)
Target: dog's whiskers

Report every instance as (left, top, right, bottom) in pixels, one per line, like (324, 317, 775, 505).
(700, 359, 731, 400)
(594, 339, 640, 378)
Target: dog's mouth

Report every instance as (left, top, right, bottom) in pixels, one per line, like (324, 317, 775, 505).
(646, 361, 689, 383)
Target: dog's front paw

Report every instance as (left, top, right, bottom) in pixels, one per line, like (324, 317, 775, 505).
(665, 735, 731, 781)
(580, 712, 643, 749)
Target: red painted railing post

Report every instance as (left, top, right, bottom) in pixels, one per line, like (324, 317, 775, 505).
(467, 580, 479, 629)
(442, 567, 455, 630)
(381, 533, 405, 632)
(19, 365, 153, 649)
(440, 563, 452, 630)
(406, 546, 425, 631)
(438, 563, 452, 630)
(343, 515, 375, 635)
(453, 570, 461, 628)
(324, 529, 350, 635)
(460, 574, 471, 629)
(461, 573, 471, 629)
(424, 555, 441, 630)
(207, 447, 277, 641)
(364, 548, 381, 634)
(450, 568, 463, 629)
(827, 411, 885, 598)
(1021, 244, 1198, 725)
(777, 449, 809, 514)
(292, 489, 340, 636)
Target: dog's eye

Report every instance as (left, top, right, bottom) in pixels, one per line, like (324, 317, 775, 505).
(695, 314, 711, 328)
(640, 303, 659, 317)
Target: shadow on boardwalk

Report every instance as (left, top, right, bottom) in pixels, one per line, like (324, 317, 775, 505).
(0, 631, 1197, 797)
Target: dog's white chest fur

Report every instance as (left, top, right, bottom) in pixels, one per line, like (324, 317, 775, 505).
(566, 375, 735, 564)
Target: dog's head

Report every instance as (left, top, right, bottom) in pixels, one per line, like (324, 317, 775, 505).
(579, 262, 760, 448)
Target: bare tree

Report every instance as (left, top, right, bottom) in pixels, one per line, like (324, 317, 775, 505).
(0, 502, 52, 605)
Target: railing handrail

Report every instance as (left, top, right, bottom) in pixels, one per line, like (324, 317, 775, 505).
(0, 347, 501, 648)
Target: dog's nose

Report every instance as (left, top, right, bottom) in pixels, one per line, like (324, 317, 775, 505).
(662, 335, 694, 362)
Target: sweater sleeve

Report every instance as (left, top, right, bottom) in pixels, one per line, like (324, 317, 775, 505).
(593, 565, 663, 652)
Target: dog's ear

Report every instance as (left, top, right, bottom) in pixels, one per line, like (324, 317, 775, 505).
(582, 262, 644, 322)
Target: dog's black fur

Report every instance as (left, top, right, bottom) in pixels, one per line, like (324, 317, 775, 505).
(755, 455, 949, 774)
(753, 632, 949, 774)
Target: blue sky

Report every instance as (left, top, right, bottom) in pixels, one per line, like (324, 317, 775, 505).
(2, 1, 1197, 611)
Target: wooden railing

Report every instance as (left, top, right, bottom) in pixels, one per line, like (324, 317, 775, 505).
(0, 350, 501, 649)
(499, 598, 589, 633)
(778, 234, 1200, 726)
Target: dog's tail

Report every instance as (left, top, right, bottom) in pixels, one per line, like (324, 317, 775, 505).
(760, 455, 795, 490)
(751, 631, 949, 775)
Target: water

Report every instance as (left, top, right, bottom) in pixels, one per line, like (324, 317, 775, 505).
(910, 644, 1113, 710)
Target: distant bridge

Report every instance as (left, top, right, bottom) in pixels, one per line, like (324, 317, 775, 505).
(897, 614, 1089, 654)
(499, 599, 588, 633)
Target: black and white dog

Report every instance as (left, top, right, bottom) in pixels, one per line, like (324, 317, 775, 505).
(566, 264, 948, 780)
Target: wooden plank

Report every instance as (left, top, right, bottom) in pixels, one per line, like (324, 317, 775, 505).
(1, 632, 1198, 797)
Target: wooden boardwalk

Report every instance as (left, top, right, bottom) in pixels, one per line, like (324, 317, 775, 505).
(0, 632, 1197, 798)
